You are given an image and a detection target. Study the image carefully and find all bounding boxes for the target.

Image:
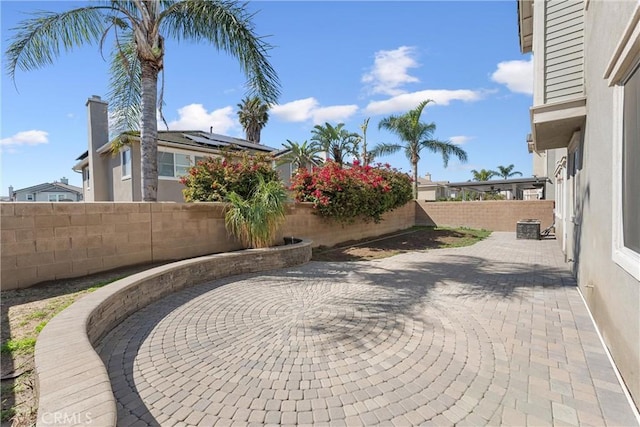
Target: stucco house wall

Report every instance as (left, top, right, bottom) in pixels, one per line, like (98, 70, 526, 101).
(520, 0, 640, 407)
(577, 0, 639, 407)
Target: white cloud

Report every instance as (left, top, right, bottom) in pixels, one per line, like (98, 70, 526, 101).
(271, 98, 359, 124)
(0, 130, 49, 146)
(449, 135, 474, 145)
(364, 89, 484, 115)
(66, 113, 75, 119)
(362, 46, 420, 96)
(491, 57, 533, 95)
(311, 105, 359, 125)
(167, 104, 236, 134)
(271, 98, 319, 122)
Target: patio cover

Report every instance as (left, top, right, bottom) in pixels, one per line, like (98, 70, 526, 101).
(447, 176, 551, 199)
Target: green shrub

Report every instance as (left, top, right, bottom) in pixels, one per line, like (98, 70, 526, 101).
(181, 151, 279, 202)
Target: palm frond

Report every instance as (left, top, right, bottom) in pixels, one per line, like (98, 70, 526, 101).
(6, 6, 108, 81)
(421, 139, 468, 168)
(276, 140, 322, 168)
(370, 143, 403, 158)
(160, 0, 280, 104)
(107, 31, 142, 134)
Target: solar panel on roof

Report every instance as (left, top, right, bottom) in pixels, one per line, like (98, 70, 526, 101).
(183, 134, 229, 148)
(185, 131, 276, 152)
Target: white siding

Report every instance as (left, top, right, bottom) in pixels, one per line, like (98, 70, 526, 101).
(544, 0, 584, 103)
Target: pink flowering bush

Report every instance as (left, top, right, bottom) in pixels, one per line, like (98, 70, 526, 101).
(291, 160, 412, 223)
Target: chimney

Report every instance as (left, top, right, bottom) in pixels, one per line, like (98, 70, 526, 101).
(424, 172, 432, 182)
(60, 177, 69, 185)
(86, 95, 110, 201)
(8, 185, 14, 201)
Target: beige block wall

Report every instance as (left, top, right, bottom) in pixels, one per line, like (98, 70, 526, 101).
(2, 200, 552, 290)
(280, 203, 415, 248)
(1, 203, 154, 290)
(1, 202, 415, 290)
(415, 200, 554, 232)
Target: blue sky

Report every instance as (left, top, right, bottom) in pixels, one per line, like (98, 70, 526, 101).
(1, 1, 533, 196)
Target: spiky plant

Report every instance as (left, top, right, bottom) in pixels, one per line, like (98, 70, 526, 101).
(225, 175, 287, 248)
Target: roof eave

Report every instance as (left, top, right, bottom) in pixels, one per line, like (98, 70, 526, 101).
(518, 0, 533, 54)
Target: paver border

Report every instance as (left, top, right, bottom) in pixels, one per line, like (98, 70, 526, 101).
(34, 239, 312, 427)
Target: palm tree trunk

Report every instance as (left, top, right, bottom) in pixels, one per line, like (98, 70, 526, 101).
(412, 162, 419, 199)
(140, 60, 159, 201)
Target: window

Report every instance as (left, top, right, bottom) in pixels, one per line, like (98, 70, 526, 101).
(607, 4, 640, 280)
(26, 194, 34, 201)
(568, 132, 583, 223)
(158, 151, 174, 177)
(47, 194, 66, 202)
(158, 151, 199, 178)
(622, 64, 639, 254)
(175, 153, 191, 176)
(121, 148, 131, 179)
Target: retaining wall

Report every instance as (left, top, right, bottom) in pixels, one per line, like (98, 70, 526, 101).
(35, 239, 312, 427)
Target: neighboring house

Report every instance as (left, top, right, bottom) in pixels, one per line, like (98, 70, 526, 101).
(8, 178, 83, 202)
(518, 0, 639, 408)
(73, 96, 282, 202)
(416, 173, 450, 201)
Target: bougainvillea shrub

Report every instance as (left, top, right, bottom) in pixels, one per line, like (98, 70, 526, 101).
(181, 152, 279, 202)
(291, 160, 412, 223)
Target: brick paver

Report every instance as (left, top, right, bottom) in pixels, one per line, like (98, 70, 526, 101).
(97, 232, 639, 426)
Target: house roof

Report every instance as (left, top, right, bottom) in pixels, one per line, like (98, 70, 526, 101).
(74, 131, 279, 172)
(13, 181, 83, 195)
(518, 0, 533, 53)
(416, 177, 449, 186)
(76, 130, 277, 161)
(446, 176, 550, 193)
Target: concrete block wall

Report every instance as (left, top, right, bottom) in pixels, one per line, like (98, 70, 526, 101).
(2, 201, 552, 290)
(415, 200, 554, 232)
(1, 202, 415, 290)
(1, 203, 154, 290)
(280, 202, 415, 248)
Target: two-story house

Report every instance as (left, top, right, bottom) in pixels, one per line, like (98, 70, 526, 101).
(73, 96, 282, 202)
(8, 178, 83, 202)
(518, 0, 639, 408)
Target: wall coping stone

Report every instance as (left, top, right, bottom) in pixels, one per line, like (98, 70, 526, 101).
(34, 239, 313, 426)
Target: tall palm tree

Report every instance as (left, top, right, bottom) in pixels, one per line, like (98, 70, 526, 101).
(374, 100, 468, 198)
(471, 169, 498, 181)
(6, 0, 280, 201)
(310, 122, 360, 166)
(276, 140, 322, 171)
(494, 164, 523, 179)
(237, 96, 270, 143)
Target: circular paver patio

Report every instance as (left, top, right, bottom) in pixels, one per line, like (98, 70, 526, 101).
(97, 233, 639, 426)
